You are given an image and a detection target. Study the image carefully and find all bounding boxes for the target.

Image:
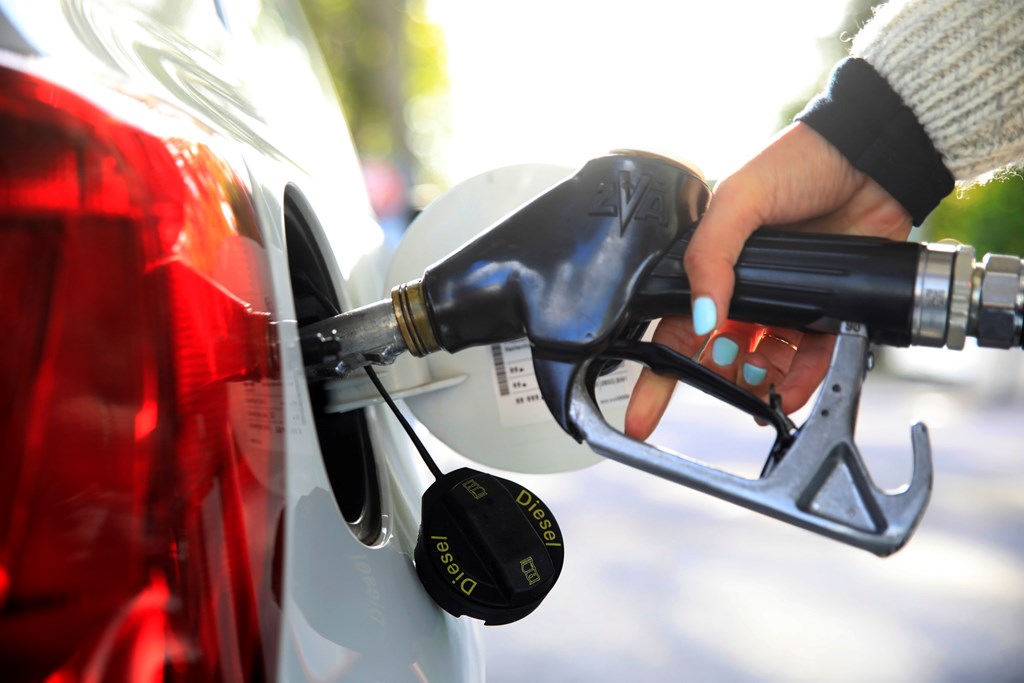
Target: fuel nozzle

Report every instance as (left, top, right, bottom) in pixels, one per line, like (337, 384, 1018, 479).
(297, 150, 1024, 558)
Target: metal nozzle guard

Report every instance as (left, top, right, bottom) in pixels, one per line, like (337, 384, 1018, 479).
(569, 322, 933, 557)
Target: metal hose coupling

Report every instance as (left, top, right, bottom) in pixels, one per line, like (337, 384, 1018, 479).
(972, 252, 1024, 349)
(391, 279, 441, 357)
(913, 241, 1024, 350)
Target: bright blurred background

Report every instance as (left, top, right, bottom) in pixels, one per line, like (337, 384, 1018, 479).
(298, 0, 1024, 680)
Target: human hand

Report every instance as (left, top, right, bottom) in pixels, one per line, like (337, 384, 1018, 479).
(625, 122, 914, 440)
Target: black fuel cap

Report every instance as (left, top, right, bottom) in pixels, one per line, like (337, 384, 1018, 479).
(414, 467, 564, 625)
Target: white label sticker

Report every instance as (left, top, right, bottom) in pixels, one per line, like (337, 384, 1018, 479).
(489, 339, 636, 428)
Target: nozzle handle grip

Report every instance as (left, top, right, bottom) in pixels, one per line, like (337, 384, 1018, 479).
(633, 229, 924, 346)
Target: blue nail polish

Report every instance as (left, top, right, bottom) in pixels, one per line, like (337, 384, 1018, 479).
(711, 337, 738, 366)
(693, 297, 717, 336)
(743, 363, 767, 386)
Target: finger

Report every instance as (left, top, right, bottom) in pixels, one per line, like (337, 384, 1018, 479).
(695, 320, 760, 377)
(625, 368, 676, 441)
(732, 327, 801, 397)
(734, 350, 779, 395)
(701, 333, 741, 380)
(624, 316, 706, 441)
(753, 327, 803, 373)
(700, 327, 770, 384)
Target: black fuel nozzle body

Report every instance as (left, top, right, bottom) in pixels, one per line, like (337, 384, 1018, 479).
(422, 151, 711, 355)
(634, 230, 923, 347)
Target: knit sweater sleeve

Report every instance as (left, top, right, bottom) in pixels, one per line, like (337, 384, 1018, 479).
(797, 57, 953, 225)
(852, 0, 1024, 182)
(796, 0, 1024, 225)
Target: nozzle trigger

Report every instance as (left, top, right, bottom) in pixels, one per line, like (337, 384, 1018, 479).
(568, 322, 933, 556)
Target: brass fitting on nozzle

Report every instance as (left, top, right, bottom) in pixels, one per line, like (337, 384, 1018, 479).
(392, 279, 440, 357)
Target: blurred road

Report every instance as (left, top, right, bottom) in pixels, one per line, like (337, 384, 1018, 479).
(480, 361, 1024, 683)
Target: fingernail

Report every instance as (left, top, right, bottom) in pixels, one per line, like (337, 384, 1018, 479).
(693, 296, 717, 336)
(711, 337, 738, 366)
(743, 363, 767, 386)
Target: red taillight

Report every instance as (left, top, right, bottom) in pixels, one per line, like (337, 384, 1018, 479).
(0, 66, 283, 681)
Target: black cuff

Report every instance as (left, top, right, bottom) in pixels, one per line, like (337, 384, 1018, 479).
(796, 57, 954, 226)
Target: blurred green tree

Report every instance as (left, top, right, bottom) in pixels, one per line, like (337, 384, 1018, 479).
(928, 174, 1024, 256)
(297, 0, 449, 188)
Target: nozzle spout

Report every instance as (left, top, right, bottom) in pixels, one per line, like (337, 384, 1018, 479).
(300, 298, 408, 378)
